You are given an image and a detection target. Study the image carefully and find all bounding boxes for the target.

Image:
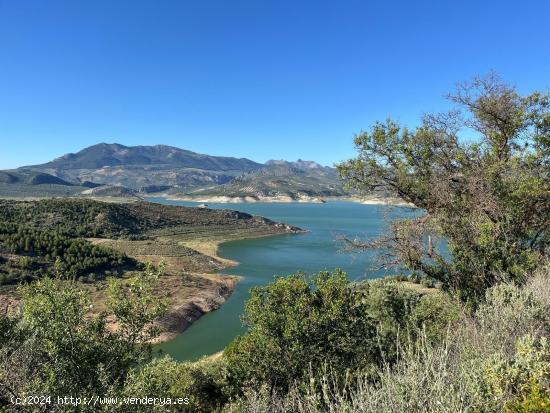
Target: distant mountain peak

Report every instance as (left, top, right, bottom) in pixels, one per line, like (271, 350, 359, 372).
(266, 159, 324, 169)
(96, 142, 126, 147)
(1, 142, 350, 199)
(265, 159, 287, 166)
(16, 143, 265, 190)
(24, 143, 263, 173)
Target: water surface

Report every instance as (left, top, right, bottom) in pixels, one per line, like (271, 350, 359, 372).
(148, 199, 416, 361)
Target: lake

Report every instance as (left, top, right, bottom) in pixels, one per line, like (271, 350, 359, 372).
(148, 199, 417, 361)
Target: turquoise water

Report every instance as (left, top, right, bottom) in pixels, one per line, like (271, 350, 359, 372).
(148, 199, 417, 361)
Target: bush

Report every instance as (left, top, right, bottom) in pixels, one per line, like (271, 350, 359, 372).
(224, 270, 381, 392)
(122, 356, 229, 412)
(505, 382, 550, 413)
(457, 273, 550, 359)
(224, 271, 461, 396)
(226, 335, 550, 413)
(358, 280, 422, 362)
(409, 292, 462, 343)
(477, 335, 550, 411)
(0, 266, 166, 411)
(225, 266, 550, 413)
(420, 277, 434, 288)
(226, 339, 476, 413)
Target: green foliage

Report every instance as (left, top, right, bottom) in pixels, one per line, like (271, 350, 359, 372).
(0, 199, 158, 284)
(0, 265, 167, 411)
(409, 293, 462, 343)
(478, 335, 550, 410)
(224, 270, 459, 394)
(225, 266, 550, 413)
(337, 74, 549, 301)
(123, 356, 229, 412)
(0, 224, 134, 283)
(18, 278, 115, 395)
(107, 263, 168, 346)
(505, 382, 550, 413)
(224, 270, 380, 392)
(471, 281, 550, 355)
(358, 280, 422, 361)
(0, 198, 146, 238)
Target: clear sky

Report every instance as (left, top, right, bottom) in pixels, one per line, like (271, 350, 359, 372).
(1, 0, 549, 169)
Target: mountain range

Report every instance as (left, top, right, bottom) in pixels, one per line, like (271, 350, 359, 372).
(0, 143, 351, 201)
(185, 160, 347, 202)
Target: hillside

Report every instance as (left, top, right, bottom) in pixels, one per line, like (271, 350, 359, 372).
(0, 169, 73, 186)
(0, 198, 302, 241)
(21, 143, 263, 190)
(179, 160, 349, 202)
(0, 198, 303, 340)
(0, 144, 354, 201)
(0, 170, 88, 198)
(0, 198, 303, 286)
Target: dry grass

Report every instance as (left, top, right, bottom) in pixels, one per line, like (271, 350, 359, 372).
(226, 264, 550, 413)
(85, 272, 238, 343)
(399, 281, 439, 295)
(84, 234, 249, 343)
(89, 237, 227, 274)
(179, 239, 238, 267)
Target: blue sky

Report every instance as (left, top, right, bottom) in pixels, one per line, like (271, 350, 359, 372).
(1, 0, 549, 169)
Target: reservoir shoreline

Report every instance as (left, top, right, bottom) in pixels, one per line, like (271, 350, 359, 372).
(155, 200, 418, 361)
(155, 195, 414, 207)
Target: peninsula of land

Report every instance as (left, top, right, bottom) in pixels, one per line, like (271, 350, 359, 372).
(0, 199, 303, 342)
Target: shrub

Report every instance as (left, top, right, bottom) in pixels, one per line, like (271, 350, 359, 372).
(505, 382, 550, 413)
(224, 271, 461, 396)
(122, 356, 229, 412)
(409, 292, 462, 343)
(0, 265, 166, 410)
(225, 265, 550, 413)
(224, 270, 382, 392)
(358, 280, 422, 362)
(477, 335, 550, 411)
(225, 338, 476, 413)
(420, 277, 434, 288)
(461, 277, 550, 358)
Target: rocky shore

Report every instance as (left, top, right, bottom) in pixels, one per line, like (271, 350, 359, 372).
(0, 199, 304, 344)
(164, 194, 413, 206)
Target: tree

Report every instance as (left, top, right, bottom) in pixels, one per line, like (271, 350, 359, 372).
(107, 262, 168, 349)
(337, 73, 549, 301)
(224, 270, 376, 392)
(223, 270, 441, 393)
(0, 264, 166, 411)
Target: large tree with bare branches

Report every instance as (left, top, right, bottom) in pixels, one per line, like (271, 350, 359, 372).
(338, 74, 549, 301)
